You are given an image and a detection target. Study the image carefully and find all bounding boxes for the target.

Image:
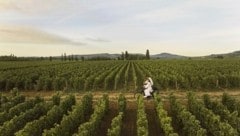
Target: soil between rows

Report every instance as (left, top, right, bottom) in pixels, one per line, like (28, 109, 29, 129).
(98, 101, 118, 136)
(144, 100, 164, 136)
(121, 101, 137, 136)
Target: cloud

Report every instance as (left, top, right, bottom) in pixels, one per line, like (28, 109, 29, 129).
(85, 37, 110, 43)
(0, 0, 82, 15)
(0, 1, 16, 11)
(0, 25, 85, 46)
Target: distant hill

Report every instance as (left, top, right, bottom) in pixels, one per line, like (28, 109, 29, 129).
(12, 50, 239, 61)
(74, 53, 120, 59)
(151, 53, 187, 59)
(73, 52, 187, 59)
(207, 50, 240, 58)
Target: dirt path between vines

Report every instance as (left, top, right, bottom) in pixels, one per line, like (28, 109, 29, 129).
(8, 90, 240, 101)
(144, 100, 164, 136)
(98, 101, 118, 136)
(121, 101, 137, 136)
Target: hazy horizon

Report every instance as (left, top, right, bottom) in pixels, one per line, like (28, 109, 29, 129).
(0, 0, 240, 57)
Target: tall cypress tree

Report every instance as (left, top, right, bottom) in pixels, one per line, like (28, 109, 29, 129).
(125, 51, 129, 60)
(121, 52, 125, 60)
(146, 49, 150, 60)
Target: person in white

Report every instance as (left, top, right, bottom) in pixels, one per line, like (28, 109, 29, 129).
(143, 77, 154, 98)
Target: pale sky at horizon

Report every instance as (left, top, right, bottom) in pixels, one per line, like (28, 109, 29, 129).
(0, 0, 240, 57)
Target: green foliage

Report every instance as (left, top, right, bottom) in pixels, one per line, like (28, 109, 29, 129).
(0, 96, 43, 125)
(187, 92, 238, 136)
(0, 102, 50, 136)
(154, 94, 178, 136)
(107, 94, 126, 136)
(74, 94, 109, 136)
(104, 64, 123, 90)
(222, 92, 240, 115)
(10, 87, 19, 97)
(107, 112, 123, 136)
(124, 62, 130, 90)
(137, 96, 148, 136)
(118, 93, 126, 113)
(169, 94, 207, 136)
(114, 63, 127, 90)
(0, 95, 25, 112)
(43, 93, 93, 136)
(203, 94, 240, 133)
(1, 60, 240, 91)
(52, 93, 61, 105)
(0, 94, 8, 105)
(15, 95, 75, 136)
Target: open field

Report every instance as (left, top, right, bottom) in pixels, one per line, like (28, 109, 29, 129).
(1, 60, 240, 92)
(1, 91, 240, 136)
(1, 60, 240, 135)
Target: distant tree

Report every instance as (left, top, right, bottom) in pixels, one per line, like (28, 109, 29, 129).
(68, 55, 71, 61)
(215, 55, 224, 59)
(81, 56, 85, 61)
(0, 54, 18, 61)
(61, 54, 64, 61)
(64, 53, 67, 61)
(125, 51, 129, 60)
(121, 52, 125, 60)
(75, 56, 78, 61)
(146, 49, 150, 60)
(71, 54, 74, 61)
(49, 56, 52, 61)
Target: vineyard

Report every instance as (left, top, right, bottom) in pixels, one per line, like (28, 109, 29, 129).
(1, 60, 240, 92)
(1, 60, 240, 136)
(1, 91, 240, 136)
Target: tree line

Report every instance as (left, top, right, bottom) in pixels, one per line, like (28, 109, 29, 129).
(0, 50, 150, 61)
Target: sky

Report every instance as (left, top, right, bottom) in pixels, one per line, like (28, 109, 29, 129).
(0, 0, 240, 57)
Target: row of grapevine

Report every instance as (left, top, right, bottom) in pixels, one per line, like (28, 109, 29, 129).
(137, 60, 240, 90)
(0, 88, 20, 100)
(136, 96, 149, 136)
(73, 94, 109, 136)
(85, 63, 122, 91)
(0, 96, 43, 125)
(187, 92, 238, 136)
(133, 63, 145, 87)
(107, 93, 126, 136)
(0, 102, 52, 136)
(0, 93, 9, 105)
(2, 59, 240, 91)
(114, 63, 128, 90)
(107, 113, 123, 136)
(0, 61, 66, 71)
(0, 62, 77, 91)
(132, 62, 138, 90)
(104, 64, 125, 90)
(154, 94, 178, 136)
(15, 94, 75, 136)
(0, 94, 25, 112)
(92, 64, 120, 90)
(222, 92, 240, 115)
(118, 93, 127, 113)
(203, 94, 240, 133)
(43, 93, 93, 136)
(0, 61, 125, 91)
(169, 94, 207, 136)
(124, 61, 131, 90)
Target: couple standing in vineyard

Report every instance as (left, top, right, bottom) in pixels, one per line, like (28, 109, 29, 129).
(143, 77, 155, 98)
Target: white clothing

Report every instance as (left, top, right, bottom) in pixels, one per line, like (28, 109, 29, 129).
(143, 80, 153, 96)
